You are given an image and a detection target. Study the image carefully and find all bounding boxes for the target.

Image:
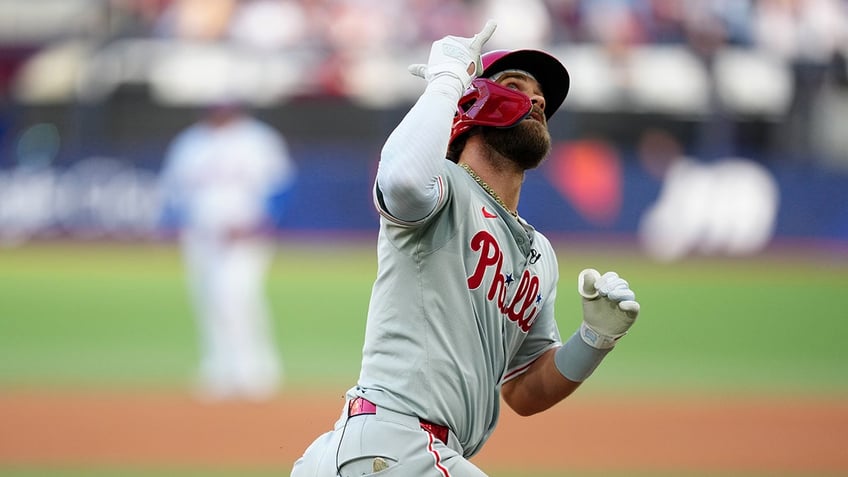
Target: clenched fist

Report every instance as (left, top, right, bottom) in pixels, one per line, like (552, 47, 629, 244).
(577, 269, 640, 349)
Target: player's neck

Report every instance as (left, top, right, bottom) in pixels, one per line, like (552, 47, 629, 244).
(460, 147, 524, 215)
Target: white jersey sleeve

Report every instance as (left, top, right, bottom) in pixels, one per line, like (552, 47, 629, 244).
(374, 81, 461, 224)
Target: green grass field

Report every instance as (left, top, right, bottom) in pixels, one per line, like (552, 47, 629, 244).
(2, 239, 846, 394)
(1, 239, 847, 476)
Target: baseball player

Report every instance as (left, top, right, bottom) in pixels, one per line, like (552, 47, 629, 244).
(159, 101, 295, 401)
(291, 20, 640, 476)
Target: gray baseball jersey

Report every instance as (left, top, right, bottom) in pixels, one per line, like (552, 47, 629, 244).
(355, 161, 562, 458)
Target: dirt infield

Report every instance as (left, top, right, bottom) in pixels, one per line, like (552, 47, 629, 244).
(1, 389, 847, 474)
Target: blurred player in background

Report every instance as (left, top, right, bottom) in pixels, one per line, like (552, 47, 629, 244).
(159, 101, 295, 401)
(291, 21, 641, 476)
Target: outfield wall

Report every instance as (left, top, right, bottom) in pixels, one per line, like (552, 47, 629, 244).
(1, 100, 847, 254)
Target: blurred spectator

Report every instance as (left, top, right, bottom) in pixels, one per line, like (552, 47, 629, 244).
(227, 0, 309, 51)
(158, 101, 296, 401)
(477, 0, 554, 50)
(321, 0, 405, 54)
(410, 0, 476, 43)
(682, 0, 742, 160)
(580, 0, 648, 50)
(751, 0, 848, 160)
(640, 0, 687, 44)
(154, 0, 235, 40)
(104, 0, 175, 38)
(543, 0, 584, 43)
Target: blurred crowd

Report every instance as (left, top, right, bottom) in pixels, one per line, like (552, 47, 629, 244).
(0, 0, 844, 124)
(3, 0, 848, 86)
(2, 1, 846, 136)
(92, 0, 848, 58)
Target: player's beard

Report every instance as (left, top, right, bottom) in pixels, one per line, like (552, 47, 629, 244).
(481, 119, 551, 170)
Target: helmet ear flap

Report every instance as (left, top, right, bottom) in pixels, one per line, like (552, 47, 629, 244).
(454, 86, 482, 122)
(450, 78, 532, 144)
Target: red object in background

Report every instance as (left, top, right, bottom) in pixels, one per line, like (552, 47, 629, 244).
(547, 139, 623, 226)
(0, 46, 39, 96)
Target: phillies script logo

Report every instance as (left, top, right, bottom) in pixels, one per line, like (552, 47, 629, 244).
(467, 231, 541, 332)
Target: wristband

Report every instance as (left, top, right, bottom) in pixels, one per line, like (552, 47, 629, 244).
(554, 330, 612, 382)
(426, 75, 466, 101)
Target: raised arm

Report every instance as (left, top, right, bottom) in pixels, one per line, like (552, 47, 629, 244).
(375, 21, 497, 223)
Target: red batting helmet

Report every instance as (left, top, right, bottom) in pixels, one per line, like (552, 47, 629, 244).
(449, 49, 570, 144)
(450, 78, 533, 145)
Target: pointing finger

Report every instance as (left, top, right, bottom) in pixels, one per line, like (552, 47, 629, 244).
(470, 20, 498, 51)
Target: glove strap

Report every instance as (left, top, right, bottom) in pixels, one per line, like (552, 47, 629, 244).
(579, 321, 622, 350)
(554, 331, 612, 383)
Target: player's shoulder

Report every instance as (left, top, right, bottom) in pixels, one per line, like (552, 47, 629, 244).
(165, 125, 205, 159)
(442, 161, 473, 199)
(241, 117, 283, 136)
(376, 161, 463, 229)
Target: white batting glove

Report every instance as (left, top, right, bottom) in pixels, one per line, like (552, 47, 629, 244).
(577, 269, 640, 349)
(408, 20, 497, 95)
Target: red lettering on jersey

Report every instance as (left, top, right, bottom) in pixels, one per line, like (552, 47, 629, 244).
(467, 231, 501, 290)
(467, 231, 541, 332)
(508, 270, 540, 330)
